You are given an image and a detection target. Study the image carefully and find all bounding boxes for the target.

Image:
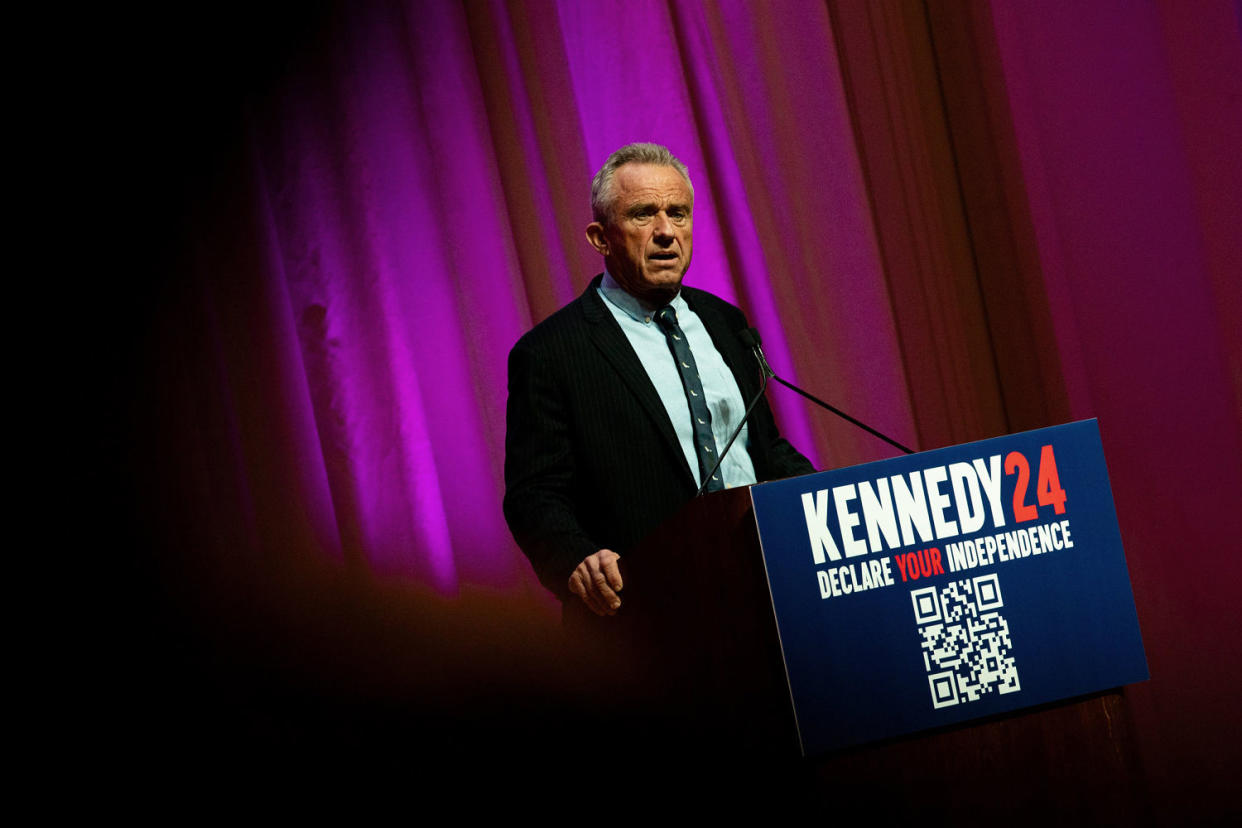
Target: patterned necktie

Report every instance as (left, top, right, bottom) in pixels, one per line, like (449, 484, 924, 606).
(654, 306, 725, 492)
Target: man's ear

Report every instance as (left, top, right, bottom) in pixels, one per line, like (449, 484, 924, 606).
(585, 222, 609, 256)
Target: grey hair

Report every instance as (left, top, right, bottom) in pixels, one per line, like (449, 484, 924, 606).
(590, 142, 694, 223)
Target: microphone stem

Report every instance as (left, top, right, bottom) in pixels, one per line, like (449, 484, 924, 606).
(769, 374, 914, 455)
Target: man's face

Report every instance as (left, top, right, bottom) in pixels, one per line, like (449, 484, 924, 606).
(586, 163, 693, 307)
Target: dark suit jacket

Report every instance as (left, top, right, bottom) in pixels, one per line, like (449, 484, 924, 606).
(503, 275, 814, 601)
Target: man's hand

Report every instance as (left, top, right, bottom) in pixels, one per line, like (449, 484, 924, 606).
(568, 549, 623, 616)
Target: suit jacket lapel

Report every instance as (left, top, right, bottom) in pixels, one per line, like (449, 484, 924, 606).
(579, 276, 695, 486)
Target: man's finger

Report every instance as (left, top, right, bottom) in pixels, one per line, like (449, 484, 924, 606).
(570, 568, 609, 616)
(568, 571, 586, 601)
(585, 555, 620, 612)
(590, 570, 620, 613)
(600, 554, 623, 592)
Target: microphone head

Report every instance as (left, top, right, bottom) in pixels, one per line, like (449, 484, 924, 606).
(737, 327, 762, 348)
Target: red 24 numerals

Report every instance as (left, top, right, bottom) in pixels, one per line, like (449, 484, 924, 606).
(1004, 445, 1068, 523)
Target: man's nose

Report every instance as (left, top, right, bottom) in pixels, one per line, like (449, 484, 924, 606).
(652, 213, 674, 239)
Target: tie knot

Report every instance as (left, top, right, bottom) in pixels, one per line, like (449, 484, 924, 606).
(654, 306, 679, 332)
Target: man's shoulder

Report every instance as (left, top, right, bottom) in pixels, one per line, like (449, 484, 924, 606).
(681, 284, 747, 326)
(511, 278, 602, 354)
(681, 284, 738, 308)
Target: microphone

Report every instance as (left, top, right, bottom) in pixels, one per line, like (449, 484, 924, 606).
(737, 328, 772, 377)
(740, 327, 915, 456)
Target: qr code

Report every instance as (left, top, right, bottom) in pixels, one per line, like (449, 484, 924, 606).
(910, 573, 1020, 709)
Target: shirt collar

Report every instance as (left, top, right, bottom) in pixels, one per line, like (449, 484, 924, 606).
(599, 269, 686, 324)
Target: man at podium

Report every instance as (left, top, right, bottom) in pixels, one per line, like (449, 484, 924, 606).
(504, 143, 813, 620)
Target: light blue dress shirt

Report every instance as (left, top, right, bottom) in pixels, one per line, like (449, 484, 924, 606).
(598, 272, 758, 489)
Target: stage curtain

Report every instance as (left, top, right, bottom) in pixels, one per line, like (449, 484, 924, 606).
(148, 0, 927, 609)
(827, 1, 1242, 818)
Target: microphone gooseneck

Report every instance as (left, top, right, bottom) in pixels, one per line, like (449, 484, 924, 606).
(742, 327, 915, 456)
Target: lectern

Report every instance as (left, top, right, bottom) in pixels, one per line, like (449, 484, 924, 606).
(577, 420, 1150, 820)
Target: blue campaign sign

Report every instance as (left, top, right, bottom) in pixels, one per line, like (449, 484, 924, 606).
(750, 419, 1148, 755)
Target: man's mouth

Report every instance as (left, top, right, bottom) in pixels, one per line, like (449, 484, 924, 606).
(649, 251, 678, 262)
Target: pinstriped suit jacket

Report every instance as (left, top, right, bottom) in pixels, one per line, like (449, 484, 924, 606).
(503, 274, 814, 601)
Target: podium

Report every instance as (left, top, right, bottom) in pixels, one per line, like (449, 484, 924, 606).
(573, 421, 1150, 819)
(604, 485, 796, 755)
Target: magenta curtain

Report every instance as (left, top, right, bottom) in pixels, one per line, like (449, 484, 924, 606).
(985, 1, 1242, 814)
(132, 0, 1240, 813)
(169, 0, 917, 598)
